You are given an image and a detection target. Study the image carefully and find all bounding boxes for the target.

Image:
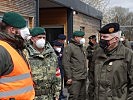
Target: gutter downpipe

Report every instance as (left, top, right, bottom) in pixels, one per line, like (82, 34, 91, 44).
(35, 0, 39, 27)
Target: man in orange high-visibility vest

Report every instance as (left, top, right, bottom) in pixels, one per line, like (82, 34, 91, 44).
(0, 12, 35, 100)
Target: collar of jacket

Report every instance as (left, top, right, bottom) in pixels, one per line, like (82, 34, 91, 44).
(89, 43, 99, 49)
(97, 42, 125, 61)
(26, 41, 55, 58)
(0, 32, 25, 50)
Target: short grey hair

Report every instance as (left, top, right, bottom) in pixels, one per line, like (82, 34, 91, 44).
(110, 31, 122, 39)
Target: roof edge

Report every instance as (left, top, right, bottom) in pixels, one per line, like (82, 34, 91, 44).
(50, 0, 103, 20)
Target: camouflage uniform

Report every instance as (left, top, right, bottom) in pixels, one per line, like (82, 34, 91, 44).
(24, 42, 61, 100)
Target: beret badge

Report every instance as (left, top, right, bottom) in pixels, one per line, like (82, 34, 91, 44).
(109, 28, 114, 33)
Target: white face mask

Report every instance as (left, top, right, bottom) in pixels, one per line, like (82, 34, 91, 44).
(120, 37, 124, 41)
(80, 38, 85, 44)
(20, 27, 30, 40)
(36, 38, 46, 49)
(64, 40, 67, 43)
(27, 36, 32, 41)
(55, 47, 61, 52)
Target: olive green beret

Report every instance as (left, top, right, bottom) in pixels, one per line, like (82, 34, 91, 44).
(73, 31, 85, 37)
(30, 27, 46, 37)
(2, 12, 26, 29)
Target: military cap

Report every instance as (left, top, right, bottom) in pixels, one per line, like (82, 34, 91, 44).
(99, 23, 120, 34)
(53, 40, 62, 46)
(58, 34, 66, 40)
(2, 12, 26, 28)
(89, 35, 96, 39)
(73, 31, 85, 37)
(30, 27, 46, 37)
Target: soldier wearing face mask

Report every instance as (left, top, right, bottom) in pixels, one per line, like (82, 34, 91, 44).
(88, 23, 133, 100)
(62, 31, 87, 100)
(0, 12, 35, 99)
(24, 27, 61, 100)
(86, 35, 99, 66)
(53, 40, 66, 99)
(86, 35, 99, 99)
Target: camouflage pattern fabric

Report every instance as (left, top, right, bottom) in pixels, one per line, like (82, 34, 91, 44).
(24, 42, 61, 100)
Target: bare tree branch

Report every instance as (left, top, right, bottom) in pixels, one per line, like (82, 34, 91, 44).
(80, 0, 110, 12)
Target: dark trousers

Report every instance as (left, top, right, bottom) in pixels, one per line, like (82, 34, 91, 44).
(68, 79, 86, 100)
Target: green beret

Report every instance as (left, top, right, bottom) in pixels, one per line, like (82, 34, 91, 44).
(99, 23, 120, 34)
(73, 31, 85, 37)
(2, 12, 26, 29)
(30, 27, 46, 37)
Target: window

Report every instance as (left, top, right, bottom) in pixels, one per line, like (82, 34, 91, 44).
(80, 26, 85, 32)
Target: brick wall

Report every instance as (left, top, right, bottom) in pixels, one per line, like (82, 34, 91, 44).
(73, 12, 101, 46)
(0, 0, 36, 28)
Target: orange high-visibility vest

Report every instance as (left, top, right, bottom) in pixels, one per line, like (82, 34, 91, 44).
(0, 41, 35, 100)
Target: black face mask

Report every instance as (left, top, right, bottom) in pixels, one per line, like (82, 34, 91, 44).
(89, 41, 94, 46)
(99, 39, 109, 50)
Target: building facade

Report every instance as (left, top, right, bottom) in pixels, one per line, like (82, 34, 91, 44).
(0, 0, 102, 44)
(73, 12, 101, 45)
(39, 0, 102, 44)
(0, 0, 36, 28)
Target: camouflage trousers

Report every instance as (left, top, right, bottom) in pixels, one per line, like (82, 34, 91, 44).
(34, 94, 54, 100)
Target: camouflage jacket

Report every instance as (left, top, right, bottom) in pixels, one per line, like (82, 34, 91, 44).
(24, 42, 61, 98)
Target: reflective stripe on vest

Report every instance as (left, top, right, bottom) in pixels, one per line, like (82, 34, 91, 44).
(0, 86, 33, 98)
(0, 73, 30, 83)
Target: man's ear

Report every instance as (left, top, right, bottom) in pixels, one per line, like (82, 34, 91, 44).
(31, 36, 36, 43)
(30, 36, 34, 41)
(8, 27, 16, 34)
